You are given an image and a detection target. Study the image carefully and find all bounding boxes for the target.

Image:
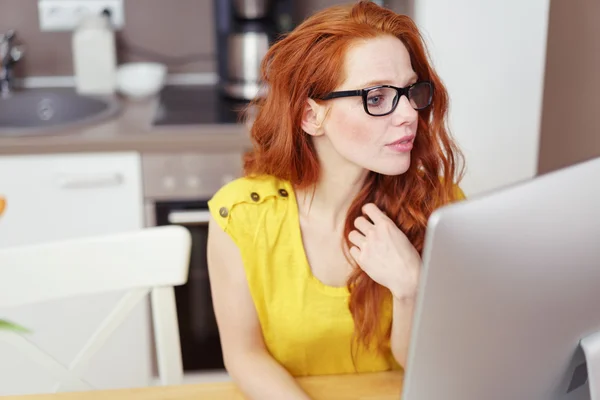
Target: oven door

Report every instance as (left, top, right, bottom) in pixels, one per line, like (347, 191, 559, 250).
(154, 200, 225, 372)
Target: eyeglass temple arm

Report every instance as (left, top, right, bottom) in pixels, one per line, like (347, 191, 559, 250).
(320, 90, 363, 100)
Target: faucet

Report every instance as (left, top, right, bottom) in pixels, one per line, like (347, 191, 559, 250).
(0, 30, 25, 97)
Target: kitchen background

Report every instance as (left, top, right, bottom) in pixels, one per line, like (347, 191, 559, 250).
(0, 0, 409, 77)
(1, 0, 598, 181)
(0, 0, 598, 396)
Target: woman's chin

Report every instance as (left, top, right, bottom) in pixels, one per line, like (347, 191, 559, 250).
(369, 157, 412, 176)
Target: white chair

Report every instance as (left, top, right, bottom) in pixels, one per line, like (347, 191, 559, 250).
(0, 225, 191, 393)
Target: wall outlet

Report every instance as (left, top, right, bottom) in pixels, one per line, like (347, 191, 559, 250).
(38, 0, 124, 32)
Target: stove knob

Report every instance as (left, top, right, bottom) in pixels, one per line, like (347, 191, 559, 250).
(163, 176, 176, 190)
(186, 176, 201, 189)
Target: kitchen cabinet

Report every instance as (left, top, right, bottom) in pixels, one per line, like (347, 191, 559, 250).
(0, 152, 153, 395)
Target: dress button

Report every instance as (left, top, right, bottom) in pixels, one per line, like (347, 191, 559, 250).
(278, 189, 288, 197)
(219, 207, 229, 218)
(250, 192, 260, 202)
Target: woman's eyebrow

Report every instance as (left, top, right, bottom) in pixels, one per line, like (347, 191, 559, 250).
(356, 74, 419, 88)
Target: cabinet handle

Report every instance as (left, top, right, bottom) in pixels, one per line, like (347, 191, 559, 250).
(167, 210, 211, 225)
(56, 173, 124, 189)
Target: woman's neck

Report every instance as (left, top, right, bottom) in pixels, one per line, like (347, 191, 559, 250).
(295, 143, 368, 231)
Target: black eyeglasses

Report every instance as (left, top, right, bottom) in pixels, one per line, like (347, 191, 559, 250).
(319, 81, 433, 117)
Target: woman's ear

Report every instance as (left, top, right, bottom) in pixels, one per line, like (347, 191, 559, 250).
(301, 99, 326, 137)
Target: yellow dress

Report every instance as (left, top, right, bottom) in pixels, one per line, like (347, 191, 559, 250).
(207, 174, 463, 377)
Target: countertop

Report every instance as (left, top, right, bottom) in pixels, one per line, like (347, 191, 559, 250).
(0, 86, 253, 156)
(1, 371, 404, 400)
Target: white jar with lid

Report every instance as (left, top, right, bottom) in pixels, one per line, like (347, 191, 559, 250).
(72, 14, 117, 95)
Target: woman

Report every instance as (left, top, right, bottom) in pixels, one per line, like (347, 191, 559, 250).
(206, 1, 465, 398)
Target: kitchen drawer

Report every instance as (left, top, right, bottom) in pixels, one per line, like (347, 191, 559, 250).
(0, 152, 143, 247)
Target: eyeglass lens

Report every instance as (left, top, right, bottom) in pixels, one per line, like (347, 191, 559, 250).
(365, 82, 431, 115)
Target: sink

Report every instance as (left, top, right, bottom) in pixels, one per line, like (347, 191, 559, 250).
(0, 88, 121, 136)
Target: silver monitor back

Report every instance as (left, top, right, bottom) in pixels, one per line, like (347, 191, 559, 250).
(403, 156, 600, 400)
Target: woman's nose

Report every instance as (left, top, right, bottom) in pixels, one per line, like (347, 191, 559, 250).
(391, 95, 418, 125)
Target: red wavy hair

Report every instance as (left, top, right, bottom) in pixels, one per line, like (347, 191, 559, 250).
(243, 1, 465, 353)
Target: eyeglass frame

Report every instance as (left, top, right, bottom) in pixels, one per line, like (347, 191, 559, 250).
(318, 81, 434, 117)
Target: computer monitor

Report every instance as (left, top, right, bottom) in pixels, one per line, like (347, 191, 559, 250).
(403, 156, 600, 400)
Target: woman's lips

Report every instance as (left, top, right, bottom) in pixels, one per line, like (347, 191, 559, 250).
(386, 135, 415, 153)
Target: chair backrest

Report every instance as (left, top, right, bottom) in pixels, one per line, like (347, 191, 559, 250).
(0, 225, 191, 392)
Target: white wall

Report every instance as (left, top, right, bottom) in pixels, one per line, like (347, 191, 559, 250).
(413, 0, 551, 196)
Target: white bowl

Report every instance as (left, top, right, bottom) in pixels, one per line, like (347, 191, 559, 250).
(116, 62, 167, 100)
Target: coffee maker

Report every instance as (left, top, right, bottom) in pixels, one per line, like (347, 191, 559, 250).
(214, 0, 295, 101)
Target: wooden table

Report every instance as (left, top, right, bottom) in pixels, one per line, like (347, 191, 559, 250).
(3, 371, 403, 400)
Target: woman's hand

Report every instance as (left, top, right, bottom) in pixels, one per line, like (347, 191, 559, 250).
(348, 203, 422, 301)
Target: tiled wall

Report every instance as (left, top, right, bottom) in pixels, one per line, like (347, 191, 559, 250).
(0, 0, 410, 78)
(0, 0, 215, 76)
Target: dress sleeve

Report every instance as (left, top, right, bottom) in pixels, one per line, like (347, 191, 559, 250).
(207, 178, 256, 245)
(207, 176, 281, 246)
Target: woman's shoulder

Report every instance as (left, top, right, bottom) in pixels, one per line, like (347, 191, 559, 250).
(209, 174, 291, 208)
(207, 174, 292, 240)
(432, 173, 467, 201)
(452, 183, 466, 200)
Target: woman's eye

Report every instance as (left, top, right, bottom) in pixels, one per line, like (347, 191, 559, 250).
(367, 95, 384, 106)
